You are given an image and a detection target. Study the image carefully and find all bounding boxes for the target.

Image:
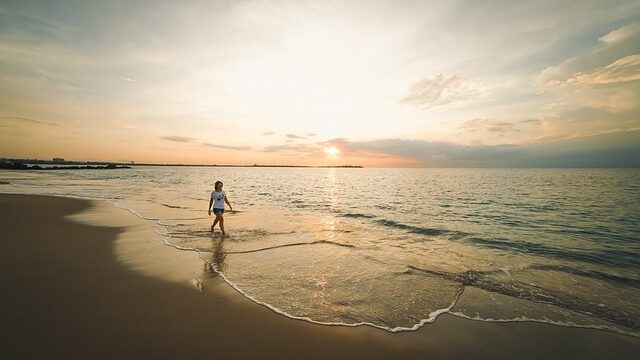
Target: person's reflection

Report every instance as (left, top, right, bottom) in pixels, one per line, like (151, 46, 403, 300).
(208, 238, 226, 272)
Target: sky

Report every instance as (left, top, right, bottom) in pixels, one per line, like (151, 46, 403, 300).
(1, 0, 639, 167)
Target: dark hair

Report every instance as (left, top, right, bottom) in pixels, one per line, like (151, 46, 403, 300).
(214, 180, 223, 190)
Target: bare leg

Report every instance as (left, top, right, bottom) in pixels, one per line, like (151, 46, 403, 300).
(211, 216, 219, 232)
(219, 215, 226, 236)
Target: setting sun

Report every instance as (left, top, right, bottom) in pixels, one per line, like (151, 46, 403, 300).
(323, 146, 341, 157)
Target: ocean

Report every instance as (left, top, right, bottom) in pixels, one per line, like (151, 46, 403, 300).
(1, 167, 638, 336)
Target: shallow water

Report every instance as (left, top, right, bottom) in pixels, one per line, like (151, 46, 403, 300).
(1, 167, 639, 335)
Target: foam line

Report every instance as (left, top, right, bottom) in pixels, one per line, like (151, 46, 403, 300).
(407, 265, 640, 332)
(155, 227, 466, 333)
(224, 240, 354, 254)
(200, 254, 466, 333)
(448, 312, 640, 338)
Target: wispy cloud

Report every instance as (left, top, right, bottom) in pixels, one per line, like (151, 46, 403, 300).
(539, 21, 640, 114)
(599, 21, 640, 44)
(161, 136, 197, 143)
(402, 74, 484, 108)
(541, 21, 640, 85)
(262, 131, 276, 135)
(454, 117, 548, 144)
(285, 133, 306, 139)
(0, 115, 59, 126)
(202, 143, 251, 150)
(458, 119, 518, 134)
(262, 143, 318, 153)
(548, 54, 640, 87)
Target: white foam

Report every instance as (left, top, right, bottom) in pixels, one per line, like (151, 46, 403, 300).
(157, 227, 464, 333)
(448, 311, 640, 338)
(111, 202, 162, 222)
(145, 228, 640, 338)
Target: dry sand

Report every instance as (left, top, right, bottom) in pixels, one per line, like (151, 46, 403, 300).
(1, 193, 638, 359)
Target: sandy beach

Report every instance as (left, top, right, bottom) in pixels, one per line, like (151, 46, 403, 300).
(0, 193, 638, 359)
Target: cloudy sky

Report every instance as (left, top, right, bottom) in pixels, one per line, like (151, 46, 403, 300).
(1, 0, 639, 167)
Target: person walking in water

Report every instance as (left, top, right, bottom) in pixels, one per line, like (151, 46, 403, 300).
(208, 180, 233, 236)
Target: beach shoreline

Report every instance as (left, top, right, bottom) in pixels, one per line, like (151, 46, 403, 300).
(1, 193, 638, 359)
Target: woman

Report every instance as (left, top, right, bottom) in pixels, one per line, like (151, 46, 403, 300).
(208, 180, 233, 236)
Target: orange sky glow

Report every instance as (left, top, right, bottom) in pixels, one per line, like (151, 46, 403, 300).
(1, 1, 639, 167)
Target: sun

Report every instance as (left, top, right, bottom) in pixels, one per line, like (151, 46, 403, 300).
(323, 146, 340, 157)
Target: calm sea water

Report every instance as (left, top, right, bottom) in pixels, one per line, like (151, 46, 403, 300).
(1, 167, 639, 335)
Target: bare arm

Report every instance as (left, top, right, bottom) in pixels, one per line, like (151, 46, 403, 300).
(208, 198, 213, 216)
(225, 196, 233, 211)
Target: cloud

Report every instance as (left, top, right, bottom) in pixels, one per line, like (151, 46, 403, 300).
(540, 21, 640, 114)
(202, 143, 251, 150)
(326, 138, 517, 165)
(285, 133, 306, 139)
(599, 21, 640, 44)
(548, 54, 640, 87)
(458, 119, 517, 134)
(530, 107, 640, 142)
(402, 74, 484, 108)
(324, 131, 640, 167)
(455, 118, 547, 144)
(262, 143, 318, 153)
(262, 131, 275, 135)
(0, 115, 59, 126)
(541, 21, 640, 84)
(161, 136, 197, 143)
(545, 85, 640, 113)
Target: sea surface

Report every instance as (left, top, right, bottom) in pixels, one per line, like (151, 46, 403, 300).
(1, 167, 639, 336)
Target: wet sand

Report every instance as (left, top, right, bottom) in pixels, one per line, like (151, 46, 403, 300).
(1, 193, 638, 359)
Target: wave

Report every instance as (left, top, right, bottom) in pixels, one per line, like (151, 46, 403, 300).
(338, 212, 375, 219)
(406, 265, 640, 332)
(528, 263, 640, 287)
(160, 203, 192, 209)
(195, 254, 466, 333)
(159, 228, 354, 254)
(448, 312, 639, 339)
(154, 233, 467, 333)
(374, 219, 467, 238)
(158, 230, 640, 337)
(224, 240, 355, 254)
(111, 202, 161, 221)
(465, 237, 640, 268)
(161, 227, 297, 241)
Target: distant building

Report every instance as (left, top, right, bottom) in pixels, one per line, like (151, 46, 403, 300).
(52, 157, 64, 162)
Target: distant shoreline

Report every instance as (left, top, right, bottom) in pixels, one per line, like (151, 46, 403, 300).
(0, 162, 131, 170)
(0, 158, 363, 168)
(132, 163, 364, 168)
